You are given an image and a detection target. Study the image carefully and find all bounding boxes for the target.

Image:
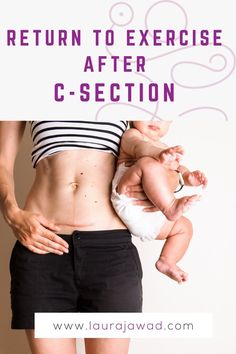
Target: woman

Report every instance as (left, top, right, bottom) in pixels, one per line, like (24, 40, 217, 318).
(0, 120, 163, 354)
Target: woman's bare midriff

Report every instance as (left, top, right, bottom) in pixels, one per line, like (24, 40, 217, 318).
(24, 149, 126, 234)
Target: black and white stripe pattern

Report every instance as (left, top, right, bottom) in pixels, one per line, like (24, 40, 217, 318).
(30, 121, 128, 168)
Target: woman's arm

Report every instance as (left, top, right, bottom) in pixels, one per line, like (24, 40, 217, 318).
(0, 121, 69, 255)
(0, 121, 25, 221)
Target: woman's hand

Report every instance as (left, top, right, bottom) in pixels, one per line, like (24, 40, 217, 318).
(124, 185, 160, 212)
(7, 208, 69, 255)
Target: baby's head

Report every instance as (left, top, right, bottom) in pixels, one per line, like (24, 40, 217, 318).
(131, 120, 172, 140)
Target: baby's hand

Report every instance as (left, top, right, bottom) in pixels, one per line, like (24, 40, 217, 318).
(159, 145, 184, 169)
(183, 170, 208, 188)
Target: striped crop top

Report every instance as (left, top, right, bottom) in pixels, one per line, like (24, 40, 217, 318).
(30, 120, 128, 168)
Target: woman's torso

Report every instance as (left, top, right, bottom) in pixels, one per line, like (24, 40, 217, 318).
(24, 121, 127, 234)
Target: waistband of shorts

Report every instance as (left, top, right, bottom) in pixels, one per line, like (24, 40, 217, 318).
(57, 229, 132, 243)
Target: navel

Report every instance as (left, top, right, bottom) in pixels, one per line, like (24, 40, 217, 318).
(69, 182, 79, 191)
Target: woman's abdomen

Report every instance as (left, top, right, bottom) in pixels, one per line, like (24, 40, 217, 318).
(23, 150, 126, 233)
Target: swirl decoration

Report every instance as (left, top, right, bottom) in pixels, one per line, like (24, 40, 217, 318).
(95, 1, 235, 122)
(179, 107, 228, 121)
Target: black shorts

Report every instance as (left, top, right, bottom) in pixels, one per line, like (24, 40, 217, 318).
(10, 229, 143, 329)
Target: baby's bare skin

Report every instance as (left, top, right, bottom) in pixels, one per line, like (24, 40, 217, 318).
(117, 125, 205, 221)
(116, 120, 207, 283)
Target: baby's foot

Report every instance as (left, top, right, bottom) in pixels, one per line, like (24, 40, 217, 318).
(163, 194, 200, 221)
(155, 258, 188, 284)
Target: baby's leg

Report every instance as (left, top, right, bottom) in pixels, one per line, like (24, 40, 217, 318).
(155, 216, 193, 283)
(118, 157, 199, 221)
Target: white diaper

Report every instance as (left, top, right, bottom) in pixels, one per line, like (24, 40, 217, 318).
(111, 163, 166, 241)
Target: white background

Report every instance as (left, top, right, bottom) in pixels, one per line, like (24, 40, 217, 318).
(0, 0, 235, 120)
(0, 1, 236, 353)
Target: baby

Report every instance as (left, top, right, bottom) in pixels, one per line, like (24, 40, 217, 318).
(111, 120, 207, 283)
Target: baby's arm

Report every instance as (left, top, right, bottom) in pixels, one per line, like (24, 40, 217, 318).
(120, 128, 184, 166)
(178, 165, 208, 188)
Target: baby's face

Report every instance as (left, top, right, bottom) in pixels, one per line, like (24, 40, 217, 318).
(132, 120, 172, 140)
